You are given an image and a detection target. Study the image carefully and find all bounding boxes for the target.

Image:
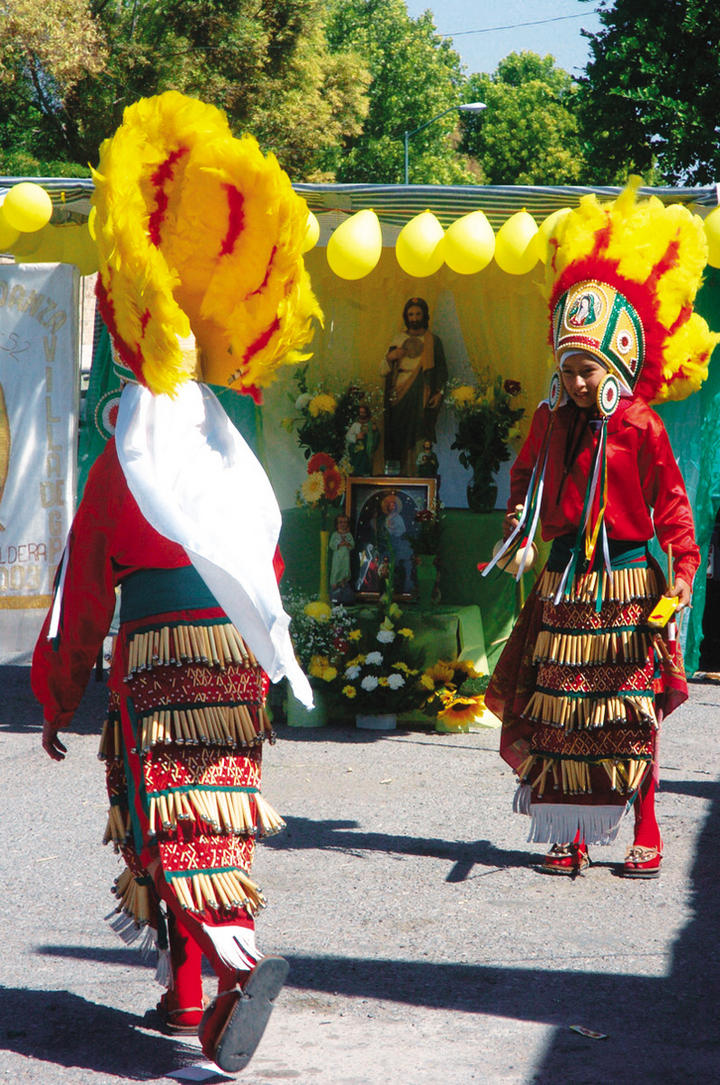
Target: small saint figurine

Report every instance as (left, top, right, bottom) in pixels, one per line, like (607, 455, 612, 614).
(346, 402, 380, 476)
(416, 439, 439, 478)
(329, 513, 355, 603)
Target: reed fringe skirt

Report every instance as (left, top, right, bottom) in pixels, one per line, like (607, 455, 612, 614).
(487, 539, 687, 846)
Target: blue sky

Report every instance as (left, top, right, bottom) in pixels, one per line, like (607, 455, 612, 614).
(403, 0, 603, 77)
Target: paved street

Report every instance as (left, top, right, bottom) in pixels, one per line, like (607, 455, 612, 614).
(1, 665, 718, 1084)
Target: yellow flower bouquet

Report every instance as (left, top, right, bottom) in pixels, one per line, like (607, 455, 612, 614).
(420, 658, 490, 732)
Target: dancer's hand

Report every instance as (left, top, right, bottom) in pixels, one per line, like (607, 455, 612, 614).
(665, 576, 691, 609)
(503, 510, 520, 540)
(42, 719, 67, 761)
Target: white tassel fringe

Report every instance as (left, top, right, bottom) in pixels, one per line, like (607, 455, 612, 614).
(201, 923, 262, 971)
(527, 802, 629, 846)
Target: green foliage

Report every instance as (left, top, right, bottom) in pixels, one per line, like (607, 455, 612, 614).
(576, 0, 720, 185)
(0, 0, 369, 178)
(290, 366, 371, 462)
(322, 0, 474, 183)
(459, 52, 589, 185)
(449, 375, 525, 475)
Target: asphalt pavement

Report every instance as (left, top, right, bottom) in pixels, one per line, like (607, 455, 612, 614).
(1, 664, 718, 1084)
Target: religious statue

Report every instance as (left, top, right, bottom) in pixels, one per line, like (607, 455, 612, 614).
(379, 297, 447, 476)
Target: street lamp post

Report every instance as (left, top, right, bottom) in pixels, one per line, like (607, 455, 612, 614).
(403, 102, 486, 185)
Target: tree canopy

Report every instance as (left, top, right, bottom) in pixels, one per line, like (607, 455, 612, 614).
(459, 52, 588, 186)
(322, 0, 473, 184)
(0, 0, 369, 178)
(577, 0, 720, 185)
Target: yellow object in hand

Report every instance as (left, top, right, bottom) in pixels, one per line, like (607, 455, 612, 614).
(647, 595, 679, 627)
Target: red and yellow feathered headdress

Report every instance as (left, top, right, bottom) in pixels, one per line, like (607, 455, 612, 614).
(547, 179, 718, 406)
(91, 91, 322, 399)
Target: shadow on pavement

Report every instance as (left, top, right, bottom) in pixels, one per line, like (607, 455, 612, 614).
(263, 814, 536, 879)
(0, 665, 108, 736)
(0, 985, 215, 1080)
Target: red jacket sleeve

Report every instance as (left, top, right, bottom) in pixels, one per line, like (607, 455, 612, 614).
(31, 451, 121, 730)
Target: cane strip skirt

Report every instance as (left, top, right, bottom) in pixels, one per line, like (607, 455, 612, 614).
(100, 566, 284, 933)
(511, 541, 676, 844)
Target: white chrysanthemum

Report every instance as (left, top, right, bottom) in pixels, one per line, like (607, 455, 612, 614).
(295, 392, 312, 410)
(387, 673, 405, 689)
(377, 629, 395, 644)
(365, 651, 383, 665)
(361, 675, 379, 691)
(344, 664, 361, 680)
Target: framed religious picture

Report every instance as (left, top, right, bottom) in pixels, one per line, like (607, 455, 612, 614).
(345, 476, 437, 601)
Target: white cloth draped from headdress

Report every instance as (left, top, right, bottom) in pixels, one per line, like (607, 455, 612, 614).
(115, 381, 312, 707)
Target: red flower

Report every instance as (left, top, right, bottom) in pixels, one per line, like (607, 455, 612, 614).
(308, 451, 335, 473)
(503, 379, 522, 396)
(323, 465, 344, 500)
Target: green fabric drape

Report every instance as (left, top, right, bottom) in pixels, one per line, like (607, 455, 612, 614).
(656, 267, 720, 673)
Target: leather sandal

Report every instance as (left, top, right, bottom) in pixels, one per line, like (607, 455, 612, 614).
(200, 955, 289, 1072)
(622, 843, 663, 879)
(145, 993, 207, 1034)
(540, 841, 590, 876)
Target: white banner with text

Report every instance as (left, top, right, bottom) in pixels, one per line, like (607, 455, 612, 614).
(0, 263, 79, 664)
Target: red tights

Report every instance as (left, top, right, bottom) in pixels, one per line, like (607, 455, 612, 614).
(152, 868, 254, 1014)
(633, 772, 661, 849)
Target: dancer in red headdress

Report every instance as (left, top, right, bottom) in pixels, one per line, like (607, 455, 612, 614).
(485, 182, 718, 879)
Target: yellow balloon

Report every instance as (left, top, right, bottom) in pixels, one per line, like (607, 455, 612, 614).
(494, 210, 539, 275)
(301, 211, 320, 253)
(704, 206, 720, 269)
(444, 210, 495, 275)
(395, 210, 445, 277)
(2, 182, 53, 233)
(536, 207, 572, 263)
(14, 224, 63, 264)
(61, 224, 100, 275)
(0, 207, 19, 250)
(327, 209, 382, 279)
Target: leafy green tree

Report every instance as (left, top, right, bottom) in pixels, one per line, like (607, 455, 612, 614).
(0, 0, 106, 175)
(323, 0, 474, 184)
(459, 52, 589, 185)
(0, 0, 369, 178)
(577, 0, 720, 185)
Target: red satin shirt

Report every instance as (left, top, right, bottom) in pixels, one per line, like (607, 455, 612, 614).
(509, 398, 700, 586)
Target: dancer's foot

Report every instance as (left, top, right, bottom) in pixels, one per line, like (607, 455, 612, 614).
(622, 842, 663, 879)
(148, 990, 206, 1034)
(200, 955, 289, 1072)
(540, 841, 589, 876)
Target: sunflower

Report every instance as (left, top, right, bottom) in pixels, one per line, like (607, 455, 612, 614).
(435, 696, 483, 732)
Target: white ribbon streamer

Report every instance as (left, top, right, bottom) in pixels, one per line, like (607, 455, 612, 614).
(115, 382, 312, 707)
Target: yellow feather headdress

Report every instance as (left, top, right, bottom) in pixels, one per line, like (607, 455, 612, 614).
(91, 90, 322, 398)
(547, 179, 719, 404)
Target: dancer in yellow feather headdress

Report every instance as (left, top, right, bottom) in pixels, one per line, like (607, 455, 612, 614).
(33, 91, 322, 1073)
(485, 180, 719, 879)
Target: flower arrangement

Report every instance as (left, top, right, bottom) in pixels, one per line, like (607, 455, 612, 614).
(298, 451, 346, 528)
(419, 659, 490, 732)
(448, 372, 525, 512)
(283, 589, 353, 682)
(287, 366, 380, 464)
(338, 616, 423, 715)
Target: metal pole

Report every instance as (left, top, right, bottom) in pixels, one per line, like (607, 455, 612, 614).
(404, 131, 410, 185)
